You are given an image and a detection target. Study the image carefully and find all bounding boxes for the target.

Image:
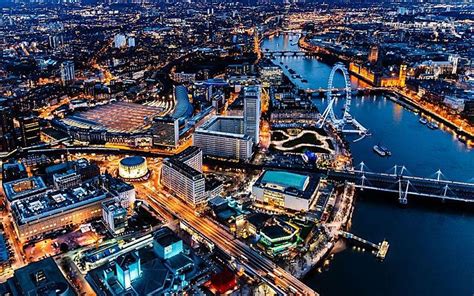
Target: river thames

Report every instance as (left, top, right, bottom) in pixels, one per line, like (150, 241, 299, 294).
(262, 34, 474, 296)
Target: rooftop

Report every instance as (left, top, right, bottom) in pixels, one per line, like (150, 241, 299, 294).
(196, 116, 250, 140)
(205, 176, 223, 191)
(2, 162, 26, 174)
(166, 253, 193, 273)
(45, 161, 72, 177)
(62, 101, 163, 133)
(172, 85, 194, 120)
(153, 227, 182, 248)
(254, 170, 320, 200)
(208, 196, 228, 208)
(174, 146, 202, 163)
(163, 158, 203, 180)
(116, 251, 139, 269)
(108, 177, 135, 193)
(1, 257, 75, 296)
(261, 170, 309, 191)
(119, 156, 146, 167)
(3, 176, 48, 202)
(260, 224, 289, 240)
(87, 247, 170, 296)
(246, 212, 271, 229)
(12, 184, 109, 225)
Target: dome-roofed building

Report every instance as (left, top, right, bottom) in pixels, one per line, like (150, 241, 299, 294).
(118, 156, 149, 181)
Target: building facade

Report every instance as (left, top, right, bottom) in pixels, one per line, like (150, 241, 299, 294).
(174, 146, 203, 173)
(102, 200, 128, 235)
(11, 189, 111, 242)
(161, 158, 206, 206)
(19, 116, 40, 147)
(243, 86, 261, 144)
(60, 61, 75, 85)
(193, 116, 253, 161)
(151, 117, 179, 147)
(252, 170, 319, 212)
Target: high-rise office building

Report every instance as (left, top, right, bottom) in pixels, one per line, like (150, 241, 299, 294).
(19, 116, 40, 147)
(161, 147, 207, 206)
(151, 117, 179, 147)
(48, 35, 64, 49)
(0, 106, 16, 153)
(60, 61, 75, 85)
(243, 86, 261, 144)
(161, 158, 206, 206)
(114, 34, 127, 48)
(193, 116, 253, 161)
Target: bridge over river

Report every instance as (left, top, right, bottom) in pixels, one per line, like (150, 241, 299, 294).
(327, 163, 474, 204)
(263, 50, 309, 57)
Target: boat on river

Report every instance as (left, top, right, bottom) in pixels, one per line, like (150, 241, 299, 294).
(373, 144, 391, 157)
(427, 121, 439, 129)
(419, 117, 428, 125)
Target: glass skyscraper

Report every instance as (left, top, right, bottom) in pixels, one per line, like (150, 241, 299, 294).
(243, 85, 261, 145)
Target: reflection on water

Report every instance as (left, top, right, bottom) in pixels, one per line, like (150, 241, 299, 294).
(392, 104, 403, 123)
(263, 35, 474, 296)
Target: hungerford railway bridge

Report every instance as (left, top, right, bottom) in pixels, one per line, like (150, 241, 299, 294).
(328, 163, 474, 204)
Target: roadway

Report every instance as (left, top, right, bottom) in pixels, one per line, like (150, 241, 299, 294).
(0, 213, 26, 282)
(139, 185, 317, 296)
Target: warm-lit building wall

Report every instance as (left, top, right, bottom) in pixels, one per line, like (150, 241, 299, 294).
(399, 65, 407, 88)
(13, 199, 107, 242)
(350, 62, 406, 87)
(349, 63, 376, 85)
(161, 160, 206, 206)
(380, 77, 400, 87)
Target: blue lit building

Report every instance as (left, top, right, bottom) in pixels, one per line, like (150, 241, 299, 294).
(2, 162, 27, 182)
(172, 85, 194, 124)
(153, 227, 183, 260)
(116, 252, 141, 290)
(86, 227, 203, 296)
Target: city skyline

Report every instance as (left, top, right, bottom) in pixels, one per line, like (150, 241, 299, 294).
(0, 1, 473, 295)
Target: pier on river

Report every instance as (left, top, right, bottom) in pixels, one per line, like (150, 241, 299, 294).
(339, 231, 389, 260)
